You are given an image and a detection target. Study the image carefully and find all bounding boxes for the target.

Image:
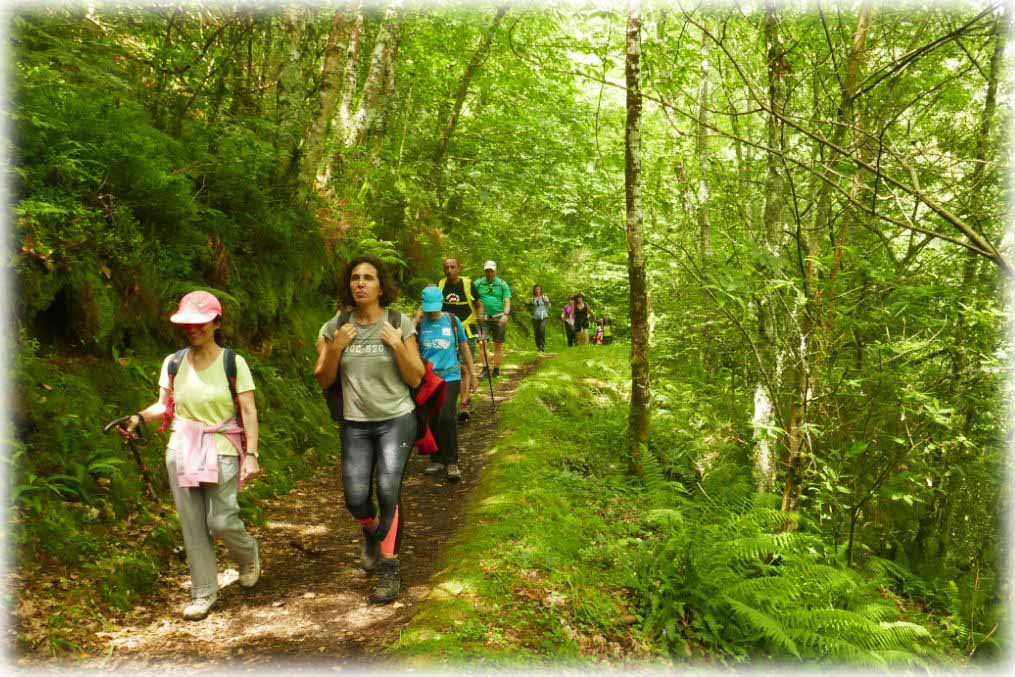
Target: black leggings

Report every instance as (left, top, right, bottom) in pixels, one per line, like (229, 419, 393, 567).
(340, 411, 415, 556)
(532, 318, 547, 351)
(564, 322, 576, 347)
(433, 380, 461, 466)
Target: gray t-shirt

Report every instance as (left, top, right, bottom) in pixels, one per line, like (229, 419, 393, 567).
(318, 312, 417, 422)
(531, 295, 550, 320)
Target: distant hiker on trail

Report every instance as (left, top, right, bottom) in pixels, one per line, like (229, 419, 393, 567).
(418, 286, 473, 482)
(602, 317, 615, 345)
(527, 285, 551, 353)
(115, 291, 262, 621)
(573, 294, 592, 345)
(435, 257, 481, 420)
(475, 260, 512, 379)
(594, 318, 605, 345)
(313, 256, 425, 604)
(561, 295, 576, 347)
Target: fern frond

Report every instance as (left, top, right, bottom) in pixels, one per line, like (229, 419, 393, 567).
(727, 575, 803, 606)
(851, 601, 900, 622)
(725, 533, 801, 564)
(640, 448, 668, 508)
(879, 620, 931, 643)
(794, 563, 864, 599)
(871, 648, 927, 667)
(740, 507, 800, 531)
(725, 596, 801, 658)
(644, 508, 684, 530)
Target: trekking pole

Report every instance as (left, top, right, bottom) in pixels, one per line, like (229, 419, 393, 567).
(103, 415, 157, 501)
(479, 334, 496, 414)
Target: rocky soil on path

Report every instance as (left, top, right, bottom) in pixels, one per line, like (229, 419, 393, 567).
(15, 355, 548, 672)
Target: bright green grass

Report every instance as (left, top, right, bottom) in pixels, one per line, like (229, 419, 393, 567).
(389, 342, 660, 666)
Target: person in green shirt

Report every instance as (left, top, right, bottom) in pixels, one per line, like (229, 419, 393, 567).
(475, 260, 511, 378)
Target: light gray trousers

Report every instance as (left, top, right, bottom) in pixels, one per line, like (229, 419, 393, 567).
(166, 451, 258, 599)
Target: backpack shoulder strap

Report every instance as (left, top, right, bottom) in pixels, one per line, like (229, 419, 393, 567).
(159, 348, 189, 433)
(438, 278, 446, 291)
(224, 348, 238, 403)
(461, 277, 474, 304)
(388, 308, 401, 329)
(168, 348, 189, 382)
(324, 310, 353, 340)
(223, 348, 246, 450)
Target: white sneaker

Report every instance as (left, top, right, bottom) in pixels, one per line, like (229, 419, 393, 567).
(239, 545, 261, 588)
(183, 594, 217, 620)
(446, 464, 462, 482)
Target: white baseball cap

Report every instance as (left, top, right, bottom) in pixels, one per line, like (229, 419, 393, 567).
(484, 260, 497, 271)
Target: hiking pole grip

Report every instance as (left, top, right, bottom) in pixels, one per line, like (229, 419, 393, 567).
(102, 414, 134, 434)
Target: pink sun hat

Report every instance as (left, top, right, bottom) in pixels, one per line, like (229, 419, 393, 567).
(170, 291, 223, 324)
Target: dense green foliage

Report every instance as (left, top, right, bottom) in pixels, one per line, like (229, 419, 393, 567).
(394, 345, 971, 665)
(7, 0, 1007, 664)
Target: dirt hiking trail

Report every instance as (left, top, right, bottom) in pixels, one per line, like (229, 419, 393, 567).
(67, 356, 547, 671)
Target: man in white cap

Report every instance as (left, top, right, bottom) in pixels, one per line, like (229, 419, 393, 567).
(475, 260, 511, 378)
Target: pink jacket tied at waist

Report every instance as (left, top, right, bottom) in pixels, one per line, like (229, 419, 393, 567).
(172, 415, 246, 490)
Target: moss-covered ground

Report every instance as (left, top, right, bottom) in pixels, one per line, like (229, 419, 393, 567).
(388, 342, 661, 666)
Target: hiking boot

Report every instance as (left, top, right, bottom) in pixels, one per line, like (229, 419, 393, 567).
(447, 464, 462, 482)
(371, 557, 400, 604)
(361, 527, 380, 572)
(239, 543, 261, 588)
(479, 366, 490, 379)
(423, 461, 445, 475)
(493, 367, 501, 378)
(182, 594, 217, 621)
(457, 400, 471, 423)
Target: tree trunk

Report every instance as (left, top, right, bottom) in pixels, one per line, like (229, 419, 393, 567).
(782, 3, 872, 515)
(625, 0, 650, 479)
(752, 0, 789, 494)
(337, 6, 364, 142)
(316, 3, 365, 188)
(370, 18, 403, 144)
(925, 12, 1008, 557)
(760, 0, 787, 248)
(296, 7, 357, 202)
(696, 34, 712, 261)
(430, 6, 508, 198)
(346, 1, 402, 148)
(275, 6, 309, 182)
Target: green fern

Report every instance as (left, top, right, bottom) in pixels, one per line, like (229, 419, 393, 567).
(640, 445, 668, 508)
(725, 597, 801, 657)
(635, 464, 931, 663)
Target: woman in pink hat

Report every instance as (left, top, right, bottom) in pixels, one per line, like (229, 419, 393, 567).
(118, 290, 262, 620)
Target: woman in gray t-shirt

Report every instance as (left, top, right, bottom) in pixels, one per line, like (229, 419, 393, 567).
(313, 255, 424, 604)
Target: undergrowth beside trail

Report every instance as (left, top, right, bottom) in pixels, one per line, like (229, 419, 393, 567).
(390, 344, 974, 668)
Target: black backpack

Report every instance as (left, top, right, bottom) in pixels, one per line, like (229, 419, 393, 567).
(159, 348, 245, 451)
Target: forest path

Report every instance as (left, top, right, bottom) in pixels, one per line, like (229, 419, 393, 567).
(80, 355, 549, 671)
